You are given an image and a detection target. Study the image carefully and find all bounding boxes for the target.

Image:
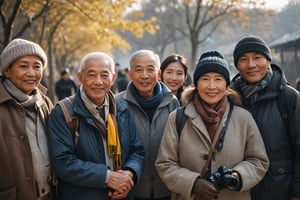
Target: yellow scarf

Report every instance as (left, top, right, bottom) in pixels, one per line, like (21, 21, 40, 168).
(107, 113, 122, 170)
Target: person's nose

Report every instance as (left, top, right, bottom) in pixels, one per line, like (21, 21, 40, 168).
(171, 73, 177, 80)
(141, 69, 149, 78)
(248, 58, 257, 68)
(95, 75, 104, 84)
(26, 67, 35, 76)
(208, 80, 216, 89)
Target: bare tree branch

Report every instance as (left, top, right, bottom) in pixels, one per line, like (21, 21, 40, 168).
(15, 0, 51, 38)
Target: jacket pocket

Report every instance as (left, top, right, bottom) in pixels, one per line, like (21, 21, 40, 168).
(264, 160, 292, 199)
(268, 160, 292, 176)
(0, 186, 16, 200)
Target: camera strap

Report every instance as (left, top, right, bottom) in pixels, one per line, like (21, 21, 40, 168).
(200, 103, 234, 177)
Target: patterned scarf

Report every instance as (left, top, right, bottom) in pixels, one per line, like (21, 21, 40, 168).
(234, 68, 273, 109)
(80, 87, 122, 170)
(193, 94, 227, 141)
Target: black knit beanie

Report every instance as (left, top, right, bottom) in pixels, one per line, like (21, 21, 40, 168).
(193, 50, 230, 86)
(233, 35, 272, 68)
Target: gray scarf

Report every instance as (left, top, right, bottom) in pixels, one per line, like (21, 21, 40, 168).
(3, 78, 43, 109)
(79, 86, 108, 126)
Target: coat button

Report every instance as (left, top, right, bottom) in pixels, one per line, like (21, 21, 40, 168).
(26, 177, 31, 181)
(278, 168, 285, 174)
(203, 154, 209, 160)
(20, 135, 25, 140)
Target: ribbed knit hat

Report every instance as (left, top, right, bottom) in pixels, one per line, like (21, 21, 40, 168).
(0, 38, 47, 74)
(193, 50, 230, 86)
(233, 35, 271, 68)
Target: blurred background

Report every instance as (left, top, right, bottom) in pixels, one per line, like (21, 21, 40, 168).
(1, 0, 299, 102)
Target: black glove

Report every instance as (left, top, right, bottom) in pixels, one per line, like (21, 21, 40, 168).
(207, 166, 241, 191)
(231, 170, 242, 191)
(192, 177, 219, 200)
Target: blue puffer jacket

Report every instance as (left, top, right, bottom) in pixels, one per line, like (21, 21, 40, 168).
(47, 91, 144, 200)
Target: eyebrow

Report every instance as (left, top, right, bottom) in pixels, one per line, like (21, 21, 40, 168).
(134, 64, 157, 68)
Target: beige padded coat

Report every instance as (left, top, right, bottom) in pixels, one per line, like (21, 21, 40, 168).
(156, 89, 269, 200)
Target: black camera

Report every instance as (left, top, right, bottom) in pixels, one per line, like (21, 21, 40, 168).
(206, 166, 240, 191)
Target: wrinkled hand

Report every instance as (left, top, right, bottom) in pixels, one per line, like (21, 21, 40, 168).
(107, 170, 134, 199)
(192, 177, 219, 200)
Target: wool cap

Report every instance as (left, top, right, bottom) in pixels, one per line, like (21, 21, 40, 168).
(233, 35, 271, 68)
(0, 38, 47, 74)
(193, 50, 230, 86)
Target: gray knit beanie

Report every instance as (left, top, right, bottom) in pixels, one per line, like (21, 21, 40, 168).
(0, 38, 47, 74)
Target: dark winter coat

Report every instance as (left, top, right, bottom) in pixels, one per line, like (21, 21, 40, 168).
(55, 78, 78, 100)
(231, 64, 300, 199)
(47, 91, 144, 200)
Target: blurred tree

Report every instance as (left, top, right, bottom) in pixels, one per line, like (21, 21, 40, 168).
(128, 0, 270, 72)
(123, 0, 185, 59)
(0, 0, 50, 49)
(0, 0, 157, 101)
(272, 0, 300, 36)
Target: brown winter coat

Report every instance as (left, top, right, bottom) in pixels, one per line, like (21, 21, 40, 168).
(0, 81, 53, 200)
(155, 87, 269, 200)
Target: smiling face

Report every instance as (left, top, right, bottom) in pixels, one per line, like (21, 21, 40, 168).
(77, 57, 116, 106)
(129, 54, 161, 98)
(196, 72, 227, 108)
(237, 52, 270, 83)
(4, 55, 44, 95)
(162, 62, 187, 95)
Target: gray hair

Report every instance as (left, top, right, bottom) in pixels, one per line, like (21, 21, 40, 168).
(79, 52, 115, 73)
(129, 50, 160, 70)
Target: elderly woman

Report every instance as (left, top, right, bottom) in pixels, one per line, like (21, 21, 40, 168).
(0, 38, 53, 200)
(156, 50, 269, 200)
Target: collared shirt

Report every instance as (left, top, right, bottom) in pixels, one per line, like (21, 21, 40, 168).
(79, 87, 114, 172)
(80, 86, 109, 126)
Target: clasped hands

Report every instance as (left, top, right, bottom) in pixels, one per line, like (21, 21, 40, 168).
(106, 170, 134, 199)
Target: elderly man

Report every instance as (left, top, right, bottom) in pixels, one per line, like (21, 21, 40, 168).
(47, 52, 144, 200)
(230, 35, 300, 200)
(116, 50, 180, 200)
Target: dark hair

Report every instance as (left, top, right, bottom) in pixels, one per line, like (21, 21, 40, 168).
(160, 54, 189, 101)
(60, 68, 70, 76)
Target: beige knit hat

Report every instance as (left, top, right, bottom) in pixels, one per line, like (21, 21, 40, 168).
(0, 38, 47, 74)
